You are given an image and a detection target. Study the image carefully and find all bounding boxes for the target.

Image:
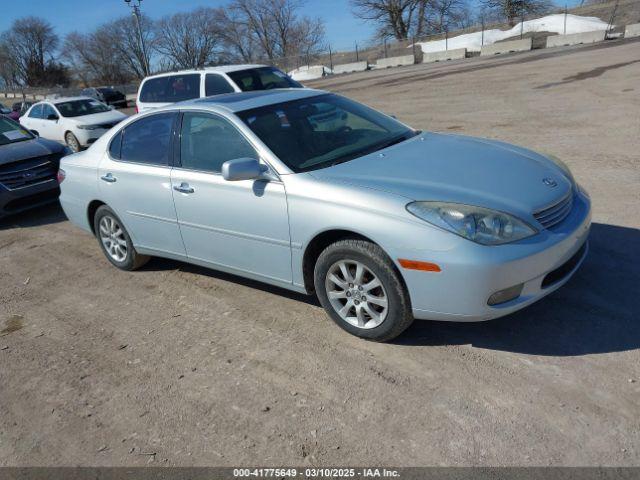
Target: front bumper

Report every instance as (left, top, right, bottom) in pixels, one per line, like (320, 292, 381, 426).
(398, 190, 591, 321)
(75, 128, 109, 147)
(0, 179, 60, 218)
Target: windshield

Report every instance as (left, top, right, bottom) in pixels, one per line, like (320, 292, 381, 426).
(56, 99, 110, 117)
(237, 94, 416, 172)
(228, 67, 302, 92)
(0, 116, 34, 145)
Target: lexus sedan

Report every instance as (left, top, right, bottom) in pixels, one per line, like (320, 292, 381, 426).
(21, 97, 127, 152)
(59, 89, 591, 341)
(1, 116, 68, 218)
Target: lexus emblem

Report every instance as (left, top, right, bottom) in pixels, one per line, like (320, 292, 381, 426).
(542, 178, 558, 188)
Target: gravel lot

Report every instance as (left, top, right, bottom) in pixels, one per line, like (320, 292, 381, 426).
(1, 39, 639, 467)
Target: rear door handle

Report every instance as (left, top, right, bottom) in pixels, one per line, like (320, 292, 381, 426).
(100, 173, 116, 183)
(173, 182, 194, 194)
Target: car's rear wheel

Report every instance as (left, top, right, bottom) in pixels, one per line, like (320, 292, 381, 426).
(314, 239, 414, 342)
(93, 205, 149, 271)
(65, 132, 81, 153)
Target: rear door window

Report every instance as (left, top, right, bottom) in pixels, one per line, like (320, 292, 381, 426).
(205, 74, 235, 97)
(139, 74, 201, 103)
(28, 104, 44, 119)
(120, 113, 176, 165)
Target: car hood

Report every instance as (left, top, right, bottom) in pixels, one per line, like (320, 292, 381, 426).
(66, 110, 127, 126)
(310, 132, 573, 217)
(0, 137, 64, 166)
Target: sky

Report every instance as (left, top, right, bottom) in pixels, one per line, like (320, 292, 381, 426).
(0, 0, 585, 52)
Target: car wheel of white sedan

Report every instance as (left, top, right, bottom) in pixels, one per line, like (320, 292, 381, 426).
(93, 205, 149, 271)
(314, 239, 414, 342)
(65, 132, 81, 153)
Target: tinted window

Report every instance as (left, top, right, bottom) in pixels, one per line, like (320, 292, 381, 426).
(227, 67, 302, 92)
(139, 74, 200, 103)
(42, 104, 58, 120)
(109, 131, 122, 159)
(28, 104, 44, 119)
(120, 113, 176, 165)
(180, 112, 256, 173)
(205, 74, 235, 97)
(238, 94, 414, 173)
(56, 99, 110, 117)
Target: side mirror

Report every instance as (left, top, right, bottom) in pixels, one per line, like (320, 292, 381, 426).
(47, 113, 59, 121)
(222, 158, 267, 181)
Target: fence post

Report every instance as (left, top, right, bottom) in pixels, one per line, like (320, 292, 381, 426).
(412, 36, 416, 59)
(520, 7, 525, 39)
(564, 5, 567, 35)
(445, 30, 448, 51)
(384, 38, 388, 58)
(481, 17, 485, 46)
(355, 42, 359, 62)
(329, 45, 333, 71)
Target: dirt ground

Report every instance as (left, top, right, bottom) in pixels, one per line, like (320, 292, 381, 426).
(1, 39, 639, 467)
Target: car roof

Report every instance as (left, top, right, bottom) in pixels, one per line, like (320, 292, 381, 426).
(179, 88, 328, 113)
(42, 96, 95, 105)
(142, 64, 267, 81)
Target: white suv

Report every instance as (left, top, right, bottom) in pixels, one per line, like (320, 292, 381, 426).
(135, 65, 303, 113)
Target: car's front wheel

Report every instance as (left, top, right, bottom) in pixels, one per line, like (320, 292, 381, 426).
(93, 205, 149, 271)
(65, 132, 81, 153)
(314, 239, 414, 342)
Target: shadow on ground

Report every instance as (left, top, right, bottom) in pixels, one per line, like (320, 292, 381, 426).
(396, 222, 640, 356)
(0, 202, 67, 230)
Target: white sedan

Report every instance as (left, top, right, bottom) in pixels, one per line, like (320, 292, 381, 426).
(21, 97, 127, 152)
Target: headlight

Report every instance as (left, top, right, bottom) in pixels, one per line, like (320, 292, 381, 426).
(77, 124, 100, 130)
(406, 202, 537, 245)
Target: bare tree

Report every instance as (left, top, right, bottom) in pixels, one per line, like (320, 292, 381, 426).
(213, 8, 259, 63)
(480, 0, 552, 25)
(155, 8, 223, 69)
(426, 0, 468, 33)
(230, 0, 326, 60)
(350, 0, 430, 40)
(1, 16, 62, 86)
(109, 14, 154, 79)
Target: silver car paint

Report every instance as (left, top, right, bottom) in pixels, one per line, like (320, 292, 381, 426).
(60, 89, 591, 322)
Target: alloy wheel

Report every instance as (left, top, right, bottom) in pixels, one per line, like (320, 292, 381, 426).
(325, 259, 389, 329)
(99, 215, 128, 263)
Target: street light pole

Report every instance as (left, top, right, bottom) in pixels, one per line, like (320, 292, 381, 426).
(124, 0, 150, 76)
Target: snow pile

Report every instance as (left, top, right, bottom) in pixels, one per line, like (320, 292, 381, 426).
(288, 65, 332, 81)
(416, 14, 610, 53)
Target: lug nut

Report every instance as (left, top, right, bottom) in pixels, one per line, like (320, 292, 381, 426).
(354, 300, 360, 305)
(358, 285, 363, 291)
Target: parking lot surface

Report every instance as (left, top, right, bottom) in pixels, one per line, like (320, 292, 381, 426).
(1, 39, 639, 466)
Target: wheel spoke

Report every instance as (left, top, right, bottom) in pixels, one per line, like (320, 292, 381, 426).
(355, 306, 366, 327)
(354, 263, 365, 284)
(367, 295, 387, 308)
(338, 262, 353, 283)
(363, 304, 380, 323)
(362, 278, 381, 293)
(328, 273, 348, 290)
(338, 300, 353, 318)
(328, 290, 347, 300)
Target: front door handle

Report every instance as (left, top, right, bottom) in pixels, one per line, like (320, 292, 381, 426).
(173, 182, 194, 194)
(100, 173, 117, 183)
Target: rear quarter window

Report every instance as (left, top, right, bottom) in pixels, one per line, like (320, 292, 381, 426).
(139, 74, 201, 103)
(205, 74, 235, 96)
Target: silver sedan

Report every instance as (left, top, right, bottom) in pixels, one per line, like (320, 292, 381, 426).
(59, 89, 591, 341)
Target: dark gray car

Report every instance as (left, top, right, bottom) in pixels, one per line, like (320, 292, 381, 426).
(0, 116, 68, 218)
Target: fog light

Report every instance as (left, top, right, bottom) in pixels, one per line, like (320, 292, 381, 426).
(487, 283, 523, 306)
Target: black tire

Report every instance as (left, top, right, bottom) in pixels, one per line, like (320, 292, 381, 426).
(93, 205, 149, 271)
(65, 132, 81, 153)
(314, 239, 414, 342)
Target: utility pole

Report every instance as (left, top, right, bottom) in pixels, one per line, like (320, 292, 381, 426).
(124, 0, 150, 76)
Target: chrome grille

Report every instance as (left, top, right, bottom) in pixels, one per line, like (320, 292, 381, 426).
(534, 191, 574, 229)
(0, 156, 58, 190)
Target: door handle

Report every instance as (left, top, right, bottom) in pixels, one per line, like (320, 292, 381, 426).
(173, 182, 194, 194)
(100, 173, 117, 183)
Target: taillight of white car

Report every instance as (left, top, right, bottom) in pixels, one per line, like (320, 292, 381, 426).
(57, 168, 66, 184)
